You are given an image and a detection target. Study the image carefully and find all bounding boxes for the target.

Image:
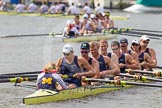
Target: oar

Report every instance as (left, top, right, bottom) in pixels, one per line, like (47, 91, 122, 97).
(0, 77, 37, 83)
(0, 70, 42, 76)
(124, 31, 162, 37)
(156, 66, 162, 69)
(125, 69, 162, 77)
(0, 32, 62, 38)
(118, 32, 161, 40)
(0, 74, 38, 79)
(85, 78, 162, 88)
(119, 73, 162, 82)
(126, 28, 162, 33)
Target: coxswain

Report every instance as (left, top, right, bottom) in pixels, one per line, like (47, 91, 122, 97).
(36, 62, 68, 91)
(56, 44, 95, 88)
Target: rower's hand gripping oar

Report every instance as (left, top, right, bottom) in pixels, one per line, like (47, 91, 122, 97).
(126, 69, 162, 77)
(119, 73, 162, 82)
(84, 78, 162, 88)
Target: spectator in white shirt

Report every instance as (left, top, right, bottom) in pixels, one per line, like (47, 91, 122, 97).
(27, 2, 37, 13)
(67, 3, 79, 15)
(95, 3, 104, 14)
(83, 2, 91, 14)
(15, 3, 25, 13)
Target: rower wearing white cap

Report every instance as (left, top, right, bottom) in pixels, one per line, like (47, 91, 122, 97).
(63, 20, 80, 37)
(56, 44, 95, 88)
(140, 35, 157, 66)
(131, 39, 156, 70)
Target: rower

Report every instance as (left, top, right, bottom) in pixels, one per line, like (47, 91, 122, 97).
(131, 39, 156, 70)
(140, 35, 157, 66)
(73, 15, 83, 32)
(56, 44, 95, 88)
(63, 20, 80, 37)
(120, 38, 139, 64)
(99, 40, 118, 66)
(80, 42, 100, 86)
(105, 11, 114, 29)
(67, 2, 79, 15)
(81, 14, 96, 34)
(80, 42, 100, 78)
(36, 62, 68, 91)
(89, 42, 120, 79)
(111, 41, 140, 73)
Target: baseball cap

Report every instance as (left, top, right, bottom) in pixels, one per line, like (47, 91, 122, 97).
(90, 14, 96, 18)
(131, 39, 139, 44)
(83, 14, 88, 18)
(120, 38, 128, 43)
(80, 42, 90, 50)
(62, 44, 73, 53)
(140, 35, 150, 41)
(101, 12, 105, 16)
(66, 20, 72, 25)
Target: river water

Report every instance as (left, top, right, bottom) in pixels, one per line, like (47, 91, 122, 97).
(0, 11, 162, 108)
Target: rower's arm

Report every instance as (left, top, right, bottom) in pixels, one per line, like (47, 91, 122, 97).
(101, 56, 120, 76)
(78, 57, 95, 77)
(111, 53, 119, 66)
(126, 54, 140, 69)
(91, 59, 100, 78)
(56, 58, 62, 73)
(149, 48, 157, 65)
(145, 53, 156, 68)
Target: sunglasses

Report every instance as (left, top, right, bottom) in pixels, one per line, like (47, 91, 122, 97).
(132, 43, 139, 46)
(81, 50, 89, 54)
(63, 53, 70, 56)
(112, 48, 119, 50)
(143, 41, 149, 44)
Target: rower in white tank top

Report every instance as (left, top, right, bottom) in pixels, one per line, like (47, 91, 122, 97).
(67, 3, 79, 15)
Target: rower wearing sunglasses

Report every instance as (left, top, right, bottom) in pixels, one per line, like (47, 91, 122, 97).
(139, 35, 157, 66)
(111, 41, 140, 74)
(80, 42, 100, 79)
(56, 44, 95, 88)
(131, 39, 156, 70)
(89, 42, 120, 79)
(119, 38, 139, 64)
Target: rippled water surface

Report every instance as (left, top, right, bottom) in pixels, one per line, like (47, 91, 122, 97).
(0, 11, 162, 108)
